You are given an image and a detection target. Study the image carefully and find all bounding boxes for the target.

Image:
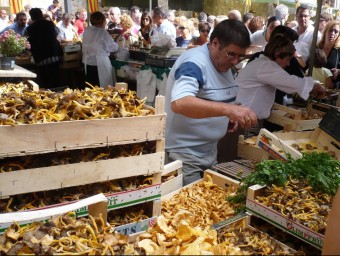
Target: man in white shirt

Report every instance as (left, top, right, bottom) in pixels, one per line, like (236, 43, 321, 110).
(0, 9, 8, 32)
(293, 5, 321, 63)
(150, 6, 176, 47)
(57, 13, 78, 42)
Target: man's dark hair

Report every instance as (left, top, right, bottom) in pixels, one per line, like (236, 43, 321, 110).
(296, 4, 310, 15)
(270, 25, 299, 42)
(16, 12, 26, 21)
(29, 8, 43, 21)
(90, 11, 106, 26)
(210, 19, 250, 49)
(266, 16, 282, 27)
(242, 12, 254, 23)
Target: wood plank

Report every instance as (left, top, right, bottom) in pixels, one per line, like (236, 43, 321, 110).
(155, 95, 165, 114)
(161, 174, 183, 196)
(272, 103, 302, 120)
(152, 199, 161, 216)
(163, 160, 182, 176)
(0, 114, 166, 158)
(247, 184, 266, 201)
(204, 169, 240, 189)
(0, 152, 164, 197)
(322, 187, 340, 255)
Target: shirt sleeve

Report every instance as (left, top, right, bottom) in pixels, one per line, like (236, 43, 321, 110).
(171, 61, 204, 102)
(257, 61, 314, 100)
(323, 67, 333, 78)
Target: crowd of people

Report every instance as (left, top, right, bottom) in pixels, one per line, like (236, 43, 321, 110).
(0, 2, 334, 184)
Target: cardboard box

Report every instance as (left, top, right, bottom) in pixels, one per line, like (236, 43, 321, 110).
(246, 184, 325, 250)
(256, 128, 339, 161)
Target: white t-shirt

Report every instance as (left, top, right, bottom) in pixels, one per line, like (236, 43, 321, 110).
(293, 24, 321, 62)
(236, 54, 314, 119)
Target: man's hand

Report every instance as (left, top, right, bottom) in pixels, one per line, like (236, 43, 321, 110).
(228, 104, 257, 129)
(331, 68, 340, 79)
(227, 120, 238, 133)
(311, 83, 326, 99)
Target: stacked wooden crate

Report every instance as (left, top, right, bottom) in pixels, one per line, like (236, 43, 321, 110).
(0, 96, 166, 235)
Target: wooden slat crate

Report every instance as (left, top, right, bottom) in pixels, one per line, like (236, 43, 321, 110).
(211, 214, 296, 254)
(246, 185, 325, 250)
(161, 169, 240, 201)
(161, 160, 183, 196)
(0, 107, 166, 158)
(256, 128, 340, 161)
(266, 103, 322, 131)
(0, 153, 163, 198)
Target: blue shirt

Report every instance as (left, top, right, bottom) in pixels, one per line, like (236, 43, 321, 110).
(0, 23, 27, 36)
(176, 36, 191, 48)
(165, 44, 238, 158)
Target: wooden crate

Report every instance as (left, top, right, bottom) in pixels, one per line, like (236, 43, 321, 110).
(237, 135, 269, 162)
(256, 128, 340, 161)
(0, 194, 108, 234)
(246, 185, 325, 250)
(161, 160, 183, 196)
(63, 51, 82, 62)
(0, 111, 165, 158)
(0, 155, 163, 197)
(15, 56, 32, 65)
(161, 169, 240, 201)
(212, 214, 296, 254)
(266, 103, 322, 131)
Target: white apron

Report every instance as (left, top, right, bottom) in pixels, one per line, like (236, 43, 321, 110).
(83, 53, 116, 88)
(96, 55, 114, 88)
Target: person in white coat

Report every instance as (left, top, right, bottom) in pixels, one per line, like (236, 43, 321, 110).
(236, 34, 325, 120)
(82, 11, 118, 88)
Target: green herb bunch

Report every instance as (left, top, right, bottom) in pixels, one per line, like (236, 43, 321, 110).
(228, 152, 340, 212)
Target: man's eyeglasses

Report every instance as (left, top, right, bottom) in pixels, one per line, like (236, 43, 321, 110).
(329, 28, 339, 34)
(224, 50, 246, 62)
(200, 29, 210, 33)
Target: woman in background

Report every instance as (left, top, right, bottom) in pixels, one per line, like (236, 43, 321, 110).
(82, 11, 118, 88)
(188, 22, 210, 48)
(138, 11, 152, 46)
(120, 13, 138, 46)
(318, 20, 340, 88)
